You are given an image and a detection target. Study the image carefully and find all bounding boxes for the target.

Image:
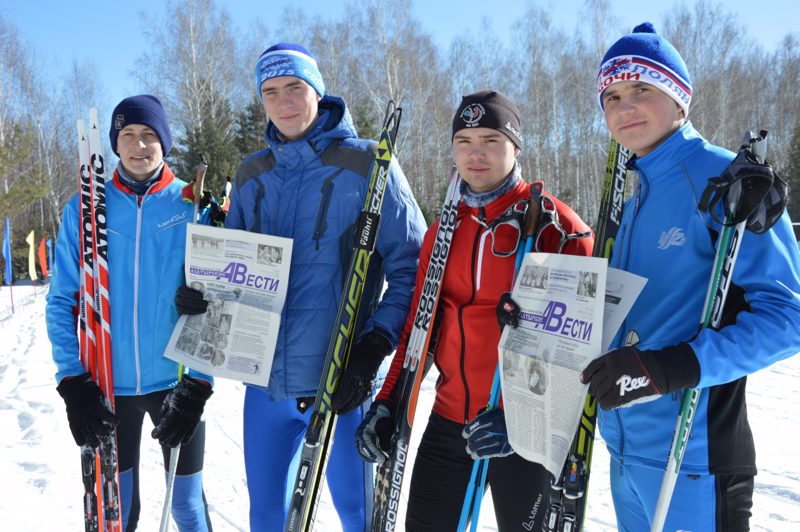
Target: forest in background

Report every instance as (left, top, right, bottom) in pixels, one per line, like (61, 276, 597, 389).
(2, 0, 799, 275)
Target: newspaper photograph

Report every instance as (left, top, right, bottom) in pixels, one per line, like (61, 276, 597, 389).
(498, 252, 644, 478)
(164, 223, 292, 386)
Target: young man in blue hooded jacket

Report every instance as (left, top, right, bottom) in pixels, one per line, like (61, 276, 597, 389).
(191, 43, 426, 531)
(580, 23, 800, 531)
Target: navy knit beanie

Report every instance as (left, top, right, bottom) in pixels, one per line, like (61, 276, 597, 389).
(109, 95, 172, 155)
(596, 22, 693, 116)
(254, 43, 325, 98)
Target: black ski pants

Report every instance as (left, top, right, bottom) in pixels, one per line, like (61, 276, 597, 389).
(406, 412, 550, 532)
(116, 390, 212, 532)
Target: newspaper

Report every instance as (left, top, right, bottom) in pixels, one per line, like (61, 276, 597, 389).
(498, 252, 645, 477)
(164, 223, 292, 386)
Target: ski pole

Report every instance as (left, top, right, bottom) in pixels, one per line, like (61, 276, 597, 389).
(651, 131, 768, 532)
(160, 155, 207, 532)
(457, 183, 542, 532)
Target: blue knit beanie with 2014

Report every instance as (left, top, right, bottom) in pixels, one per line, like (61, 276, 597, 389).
(596, 22, 693, 116)
(109, 94, 172, 156)
(254, 42, 325, 98)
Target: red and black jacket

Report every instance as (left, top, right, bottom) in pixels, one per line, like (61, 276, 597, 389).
(377, 178, 593, 423)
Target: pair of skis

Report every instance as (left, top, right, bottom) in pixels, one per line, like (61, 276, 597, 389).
(370, 168, 463, 531)
(284, 101, 403, 532)
(76, 109, 122, 532)
(540, 138, 630, 532)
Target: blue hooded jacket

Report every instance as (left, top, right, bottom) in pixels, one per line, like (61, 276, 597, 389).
(224, 96, 426, 400)
(601, 122, 800, 475)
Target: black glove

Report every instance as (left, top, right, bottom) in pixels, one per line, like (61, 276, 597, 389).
(462, 407, 514, 460)
(151, 376, 213, 447)
(580, 344, 700, 410)
(331, 331, 392, 414)
(175, 285, 208, 315)
(355, 400, 395, 465)
(496, 292, 520, 329)
(56, 373, 118, 448)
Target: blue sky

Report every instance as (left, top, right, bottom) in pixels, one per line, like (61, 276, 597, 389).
(1, 0, 797, 108)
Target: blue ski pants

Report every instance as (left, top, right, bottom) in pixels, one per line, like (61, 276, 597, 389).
(243, 387, 372, 532)
(609, 455, 753, 531)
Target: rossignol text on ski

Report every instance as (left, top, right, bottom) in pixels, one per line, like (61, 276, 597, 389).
(370, 169, 462, 531)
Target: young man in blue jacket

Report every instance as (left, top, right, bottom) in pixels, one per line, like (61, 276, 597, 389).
(220, 43, 425, 531)
(47, 95, 215, 531)
(580, 23, 800, 531)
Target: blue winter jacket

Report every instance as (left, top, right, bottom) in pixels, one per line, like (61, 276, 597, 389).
(47, 164, 213, 395)
(601, 122, 800, 475)
(224, 96, 426, 400)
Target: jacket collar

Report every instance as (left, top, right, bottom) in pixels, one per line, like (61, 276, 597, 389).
(633, 121, 705, 184)
(113, 162, 175, 195)
(264, 95, 356, 166)
(459, 173, 530, 224)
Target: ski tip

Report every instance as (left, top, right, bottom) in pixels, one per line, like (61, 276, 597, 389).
(89, 108, 100, 130)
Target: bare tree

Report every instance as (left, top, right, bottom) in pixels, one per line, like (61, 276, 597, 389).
(138, 0, 244, 142)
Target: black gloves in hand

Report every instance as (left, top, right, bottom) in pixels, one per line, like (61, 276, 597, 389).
(496, 292, 521, 329)
(175, 285, 208, 315)
(580, 343, 700, 410)
(56, 373, 118, 448)
(151, 376, 213, 448)
(331, 331, 392, 414)
(462, 407, 514, 460)
(355, 400, 395, 465)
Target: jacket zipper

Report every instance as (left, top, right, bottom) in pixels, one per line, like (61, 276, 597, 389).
(133, 194, 144, 395)
(312, 169, 343, 250)
(459, 207, 485, 422)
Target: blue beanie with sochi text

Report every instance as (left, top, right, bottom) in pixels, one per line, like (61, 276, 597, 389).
(596, 22, 692, 116)
(109, 94, 172, 156)
(254, 42, 325, 98)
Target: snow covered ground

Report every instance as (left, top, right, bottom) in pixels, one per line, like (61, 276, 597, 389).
(1, 281, 798, 531)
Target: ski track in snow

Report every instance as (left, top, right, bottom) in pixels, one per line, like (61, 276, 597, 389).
(1, 282, 798, 531)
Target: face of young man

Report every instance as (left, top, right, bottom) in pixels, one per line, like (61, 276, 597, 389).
(260, 76, 321, 141)
(116, 124, 164, 182)
(453, 127, 520, 194)
(602, 81, 685, 157)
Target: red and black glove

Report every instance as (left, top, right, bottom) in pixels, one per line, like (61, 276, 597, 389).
(580, 344, 700, 410)
(496, 292, 521, 329)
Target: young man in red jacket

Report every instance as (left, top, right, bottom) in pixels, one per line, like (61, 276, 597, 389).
(357, 90, 594, 531)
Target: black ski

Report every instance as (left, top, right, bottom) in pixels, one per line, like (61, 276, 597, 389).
(284, 101, 402, 532)
(542, 137, 630, 532)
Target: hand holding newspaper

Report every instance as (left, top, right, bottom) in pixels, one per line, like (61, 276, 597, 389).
(165, 224, 292, 386)
(498, 252, 646, 477)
